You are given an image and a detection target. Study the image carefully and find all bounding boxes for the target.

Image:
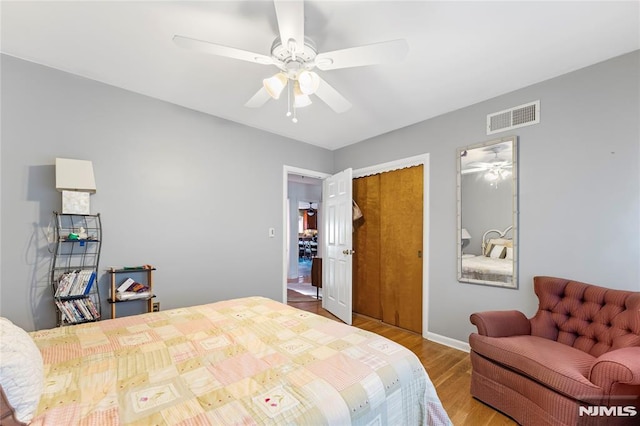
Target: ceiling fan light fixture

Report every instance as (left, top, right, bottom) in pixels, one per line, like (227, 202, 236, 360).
(263, 72, 288, 99)
(298, 70, 320, 95)
(484, 171, 499, 182)
(293, 81, 312, 108)
(294, 94, 312, 108)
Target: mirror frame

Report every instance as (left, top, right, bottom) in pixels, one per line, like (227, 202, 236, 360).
(456, 135, 518, 289)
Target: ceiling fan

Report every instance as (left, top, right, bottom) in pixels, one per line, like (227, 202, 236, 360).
(299, 201, 318, 216)
(173, 0, 409, 122)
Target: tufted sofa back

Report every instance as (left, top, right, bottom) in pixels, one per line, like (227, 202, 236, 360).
(529, 276, 640, 357)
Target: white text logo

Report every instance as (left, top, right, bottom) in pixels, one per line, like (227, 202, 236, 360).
(579, 406, 638, 417)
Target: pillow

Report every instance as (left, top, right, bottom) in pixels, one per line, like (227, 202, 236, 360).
(505, 246, 514, 260)
(0, 385, 25, 426)
(485, 238, 513, 256)
(489, 245, 507, 259)
(0, 317, 44, 424)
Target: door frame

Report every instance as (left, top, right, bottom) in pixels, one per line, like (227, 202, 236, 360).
(282, 155, 430, 339)
(352, 153, 430, 338)
(282, 165, 331, 304)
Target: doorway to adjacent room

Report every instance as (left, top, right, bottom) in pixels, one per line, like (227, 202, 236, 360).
(284, 167, 329, 303)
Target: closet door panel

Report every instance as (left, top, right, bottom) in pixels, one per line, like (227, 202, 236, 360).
(380, 165, 423, 333)
(353, 175, 382, 319)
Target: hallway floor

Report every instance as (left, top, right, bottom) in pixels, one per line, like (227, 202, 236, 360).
(287, 258, 321, 298)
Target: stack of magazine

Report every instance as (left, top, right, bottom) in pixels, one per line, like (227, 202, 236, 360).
(55, 269, 96, 297)
(54, 270, 100, 323)
(115, 277, 150, 301)
(55, 298, 100, 322)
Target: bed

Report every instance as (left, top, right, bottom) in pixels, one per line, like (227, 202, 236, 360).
(1, 296, 451, 425)
(460, 226, 513, 284)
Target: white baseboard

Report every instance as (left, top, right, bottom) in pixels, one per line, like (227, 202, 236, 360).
(425, 332, 470, 353)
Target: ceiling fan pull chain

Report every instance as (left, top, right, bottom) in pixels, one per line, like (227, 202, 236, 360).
(286, 82, 292, 117)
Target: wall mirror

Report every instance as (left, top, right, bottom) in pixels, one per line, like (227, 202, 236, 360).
(457, 136, 518, 288)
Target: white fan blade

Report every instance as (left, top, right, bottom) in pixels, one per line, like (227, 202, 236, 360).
(173, 35, 273, 65)
(274, 0, 304, 54)
(245, 87, 272, 108)
(314, 77, 352, 113)
(469, 161, 511, 168)
(461, 168, 488, 175)
(316, 39, 409, 71)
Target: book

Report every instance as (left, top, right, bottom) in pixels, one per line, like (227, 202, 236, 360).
(128, 282, 149, 293)
(68, 270, 83, 295)
(73, 299, 93, 320)
(82, 272, 97, 295)
(55, 271, 77, 297)
(72, 270, 93, 295)
(116, 277, 136, 293)
(63, 300, 82, 322)
(55, 300, 73, 322)
(85, 298, 100, 319)
(115, 291, 151, 301)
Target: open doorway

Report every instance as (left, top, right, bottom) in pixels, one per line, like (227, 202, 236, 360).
(283, 167, 330, 304)
(288, 200, 319, 300)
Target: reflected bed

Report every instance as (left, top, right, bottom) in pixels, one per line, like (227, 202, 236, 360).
(460, 226, 514, 285)
(461, 255, 512, 283)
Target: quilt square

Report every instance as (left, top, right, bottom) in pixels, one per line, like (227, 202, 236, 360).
(253, 386, 299, 418)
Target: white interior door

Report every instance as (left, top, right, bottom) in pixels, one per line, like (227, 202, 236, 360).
(322, 168, 353, 324)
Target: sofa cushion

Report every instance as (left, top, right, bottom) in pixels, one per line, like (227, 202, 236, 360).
(470, 334, 604, 400)
(530, 277, 640, 357)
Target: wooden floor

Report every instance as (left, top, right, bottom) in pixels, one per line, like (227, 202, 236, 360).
(287, 298, 516, 426)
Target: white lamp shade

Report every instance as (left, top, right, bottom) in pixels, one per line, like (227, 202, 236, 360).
(461, 228, 472, 239)
(293, 82, 312, 108)
(298, 71, 320, 95)
(55, 158, 96, 193)
(294, 95, 312, 108)
(263, 73, 288, 99)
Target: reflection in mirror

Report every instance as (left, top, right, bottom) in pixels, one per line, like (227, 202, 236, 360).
(457, 136, 518, 288)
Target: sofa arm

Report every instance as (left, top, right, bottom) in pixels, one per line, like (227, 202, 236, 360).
(470, 310, 531, 337)
(589, 347, 640, 391)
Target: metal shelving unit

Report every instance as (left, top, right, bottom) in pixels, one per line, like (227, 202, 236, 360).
(50, 212, 102, 326)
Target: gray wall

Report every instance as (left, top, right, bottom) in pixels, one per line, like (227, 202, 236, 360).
(334, 50, 640, 343)
(2, 51, 638, 343)
(1, 54, 333, 331)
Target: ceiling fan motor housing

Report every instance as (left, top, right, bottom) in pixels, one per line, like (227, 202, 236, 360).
(270, 36, 318, 78)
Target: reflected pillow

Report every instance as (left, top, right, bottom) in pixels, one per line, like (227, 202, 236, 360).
(488, 238, 512, 248)
(489, 245, 507, 259)
(505, 247, 514, 260)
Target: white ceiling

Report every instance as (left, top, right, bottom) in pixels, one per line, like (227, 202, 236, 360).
(2, 1, 638, 150)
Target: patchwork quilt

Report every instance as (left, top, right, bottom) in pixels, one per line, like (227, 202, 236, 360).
(30, 296, 451, 425)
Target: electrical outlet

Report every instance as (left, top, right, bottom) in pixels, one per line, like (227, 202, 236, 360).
(152, 302, 160, 312)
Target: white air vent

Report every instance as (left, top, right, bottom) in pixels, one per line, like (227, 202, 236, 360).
(487, 100, 540, 135)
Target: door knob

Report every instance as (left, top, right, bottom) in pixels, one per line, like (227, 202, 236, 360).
(342, 249, 356, 255)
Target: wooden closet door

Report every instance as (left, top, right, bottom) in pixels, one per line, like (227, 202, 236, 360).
(353, 175, 382, 319)
(380, 165, 423, 333)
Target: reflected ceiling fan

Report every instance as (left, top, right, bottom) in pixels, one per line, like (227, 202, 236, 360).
(173, 0, 409, 122)
(464, 150, 513, 182)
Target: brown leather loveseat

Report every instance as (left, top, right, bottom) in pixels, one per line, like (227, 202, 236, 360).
(469, 276, 640, 425)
